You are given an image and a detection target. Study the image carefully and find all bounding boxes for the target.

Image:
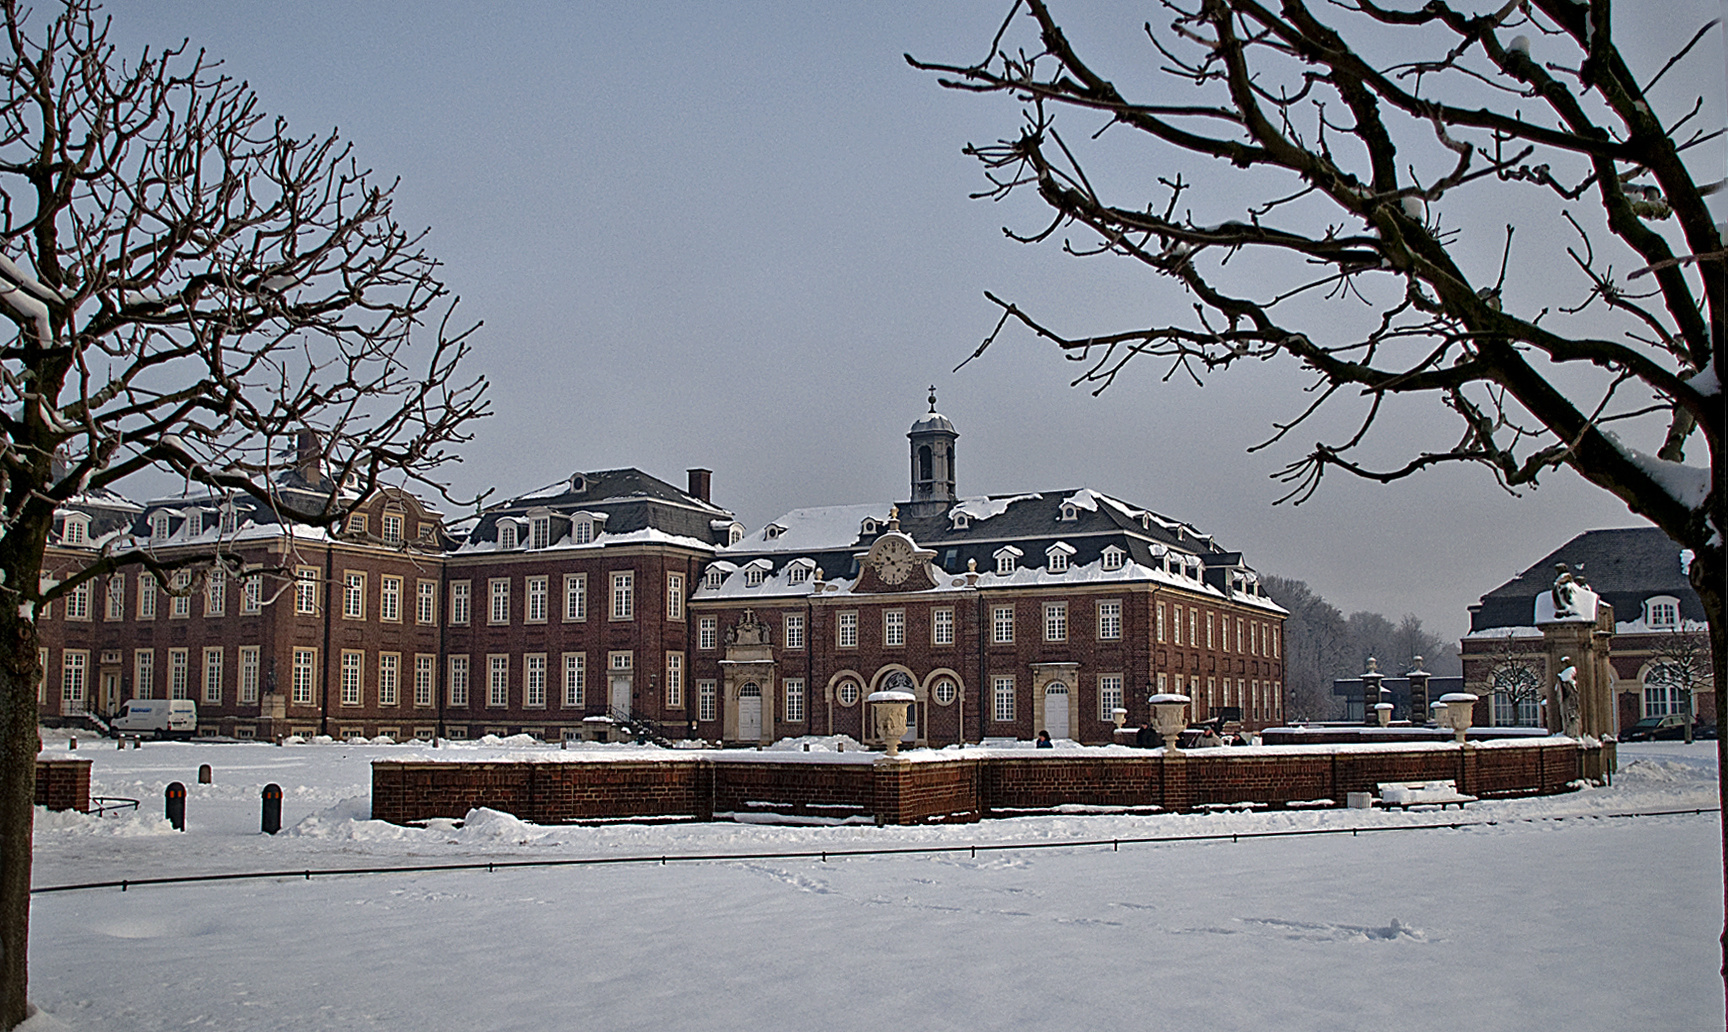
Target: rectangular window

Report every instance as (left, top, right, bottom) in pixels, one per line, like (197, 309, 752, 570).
(698, 679, 717, 722)
(65, 581, 90, 621)
(1189, 608, 1198, 648)
(380, 576, 402, 623)
(1172, 605, 1182, 645)
(416, 580, 437, 625)
(884, 610, 905, 647)
(524, 654, 547, 708)
(1097, 601, 1122, 641)
(1044, 602, 1067, 642)
(105, 576, 124, 621)
(1272, 627, 1280, 659)
(239, 647, 260, 704)
(665, 652, 684, 708)
(932, 607, 955, 646)
(170, 571, 192, 618)
(202, 647, 223, 705)
(784, 613, 805, 650)
(1236, 618, 1244, 653)
(205, 569, 225, 617)
(837, 611, 858, 648)
(489, 578, 510, 625)
(1157, 672, 1168, 694)
(168, 648, 189, 699)
(37, 647, 46, 703)
(242, 575, 262, 615)
(488, 654, 509, 707)
(379, 653, 400, 707)
(295, 567, 319, 615)
(1156, 603, 1165, 642)
(1206, 613, 1215, 649)
(382, 512, 404, 546)
(609, 651, 633, 672)
(666, 573, 684, 620)
(529, 516, 550, 550)
(340, 650, 364, 706)
(526, 576, 548, 623)
(784, 677, 805, 723)
(992, 676, 1015, 723)
(134, 649, 155, 700)
(343, 572, 365, 620)
(292, 648, 317, 706)
(992, 605, 1014, 644)
(447, 655, 470, 707)
(698, 615, 717, 650)
(1206, 676, 1216, 708)
(563, 573, 587, 621)
(449, 581, 471, 625)
(414, 654, 436, 708)
(562, 653, 586, 707)
(61, 650, 87, 707)
(1098, 674, 1124, 722)
(610, 571, 634, 620)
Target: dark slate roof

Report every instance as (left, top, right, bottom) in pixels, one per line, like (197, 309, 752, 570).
(460, 468, 736, 549)
(1469, 527, 1701, 630)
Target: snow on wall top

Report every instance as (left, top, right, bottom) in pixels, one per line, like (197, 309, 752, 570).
(947, 494, 1041, 522)
(724, 502, 890, 553)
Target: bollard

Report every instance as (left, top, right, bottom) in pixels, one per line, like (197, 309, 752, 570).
(164, 781, 186, 831)
(68, 735, 76, 750)
(198, 763, 212, 785)
(275, 735, 284, 747)
(261, 783, 283, 835)
(132, 735, 142, 749)
(117, 735, 126, 750)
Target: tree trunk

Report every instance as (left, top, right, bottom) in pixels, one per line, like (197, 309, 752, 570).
(0, 609, 39, 1030)
(1695, 555, 1728, 1020)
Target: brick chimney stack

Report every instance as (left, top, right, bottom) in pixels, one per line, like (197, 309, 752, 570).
(686, 468, 712, 504)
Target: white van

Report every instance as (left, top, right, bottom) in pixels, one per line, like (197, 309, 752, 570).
(112, 698, 198, 738)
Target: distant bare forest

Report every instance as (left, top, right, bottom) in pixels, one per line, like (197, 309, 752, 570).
(1263, 575, 1462, 722)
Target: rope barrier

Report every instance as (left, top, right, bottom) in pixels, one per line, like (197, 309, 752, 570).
(31, 806, 1716, 896)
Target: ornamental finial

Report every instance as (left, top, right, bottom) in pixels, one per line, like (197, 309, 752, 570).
(927, 385, 937, 412)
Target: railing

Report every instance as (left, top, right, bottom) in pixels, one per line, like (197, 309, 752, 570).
(86, 796, 139, 817)
(607, 707, 680, 747)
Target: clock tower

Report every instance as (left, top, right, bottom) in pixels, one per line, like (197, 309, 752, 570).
(906, 388, 958, 517)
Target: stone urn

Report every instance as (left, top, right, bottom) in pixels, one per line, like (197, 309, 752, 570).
(1147, 693, 1191, 752)
(867, 690, 916, 758)
(1374, 702, 1394, 728)
(1438, 692, 1478, 744)
(1111, 707, 1128, 731)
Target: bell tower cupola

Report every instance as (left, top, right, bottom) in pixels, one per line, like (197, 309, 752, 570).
(906, 387, 958, 517)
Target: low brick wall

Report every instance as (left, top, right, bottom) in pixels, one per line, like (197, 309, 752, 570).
(35, 758, 91, 812)
(371, 740, 1581, 827)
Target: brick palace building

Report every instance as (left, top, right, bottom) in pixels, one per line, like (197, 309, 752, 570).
(34, 400, 1287, 746)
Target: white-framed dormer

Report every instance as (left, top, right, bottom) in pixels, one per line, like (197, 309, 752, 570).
(60, 513, 90, 546)
(1046, 540, 1076, 573)
(569, 510, 608, 546)
(525, 508, 555, 550)
(1058, 501, 1081, 522)
(712, 519, 745, 545)
(785, 557, 816, 585)
(148, 510, 171, 543)
(860, 516, 880, 538)
(702, 561, 737, 591)
(1645, 595, 1682, 628)
(762, 522, 787, 542)
(742, 558, 773, 588)
(951, 510, 970, 531)
(496, 518, 520, 551)
(1100, 544, 1126, 572)
(993, 544, 1023, 576)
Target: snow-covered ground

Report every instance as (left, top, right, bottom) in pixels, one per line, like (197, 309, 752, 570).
(23, 733, 1724, 1031)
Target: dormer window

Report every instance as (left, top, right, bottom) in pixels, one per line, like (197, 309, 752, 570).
(787, 561, 812, 585)
(704, 568, 726, 590)
(571, 516, 594, 545)
(1140, 514, 1152, 531)
(860, 518, 879, 537)
(1059, 503, 1080, 522)
(728, 525, 744, 545)
(951, 511, 970, 531)
(382, 511, 404, 546)
(763, 524, 786, 541)
(529, 514, 552, 550)
(1046, 541, 1075, 573)
(743, 561, 770, 588)
(61, 515, 88, 546)
(994, 545, 1022, 576)
(149, 512, 170, 542)
(568, 474, 587, 494)
(497, 522, 518, 550)
(1646, 596, 1681, 628)
(1101, 545, 1126, 572)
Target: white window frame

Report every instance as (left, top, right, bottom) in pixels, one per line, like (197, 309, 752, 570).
(563, 573, 587, 622)
(65, 581, 90, 621)
(666, 573, 684, 620)
(447, 655, 470, 708)
(170, 571, 192, 619)
(611, 571, 634, 621)
(340, 650, 364, 707)
(487, 654, 510, 708)
(343, 571, 365, 620)
(698, 679, 717, 722)
(449, 580, 471, 625)
(784, 612, 805, 650)
(382, 512, 404, 546)
(837, 611, 858, 648)
(105, 576, 125, 621)
(489, 578, 511, 626)
(698, 615, 717, 650)
(884, 609, 905, 647)
(1044, 602, 1068, 643)
(239, 646, 260, 704)
(380, 576, 402, 623)
(1097, 600, 1122, 641)
(202, 646, 223, 705)
(526, 575, 549, 624)
(204, 569, 225, 617)
(134, 649, 155, 700)
(61, 650, 88, 707)
(1098, 674, 1124, 721)
(665, 652, 684, 708)
(168, 648, 190, 699)
(379, 652, 401, 707)
(524, 653, 547, 708)
(292, 648, 318, 706)
(295, 567, 319, 615)
(992, 605, 1014, 644)
(562, 652, 586, 707)
(414, 654, 436, 708)
(932, 607, 955, 646)
(784, 677, 804, 723)
(992, 676, 1015, 723)
(241, 575, 262, 615)
(416, 579, 437, 625)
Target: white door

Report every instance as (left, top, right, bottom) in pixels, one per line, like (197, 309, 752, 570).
(1044, 682, 1070, 740)
(737, 682, 762, 741)
(610, 675, 632, 719)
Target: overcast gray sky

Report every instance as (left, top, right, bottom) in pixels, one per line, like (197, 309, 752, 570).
(103, 2, 1724, 643)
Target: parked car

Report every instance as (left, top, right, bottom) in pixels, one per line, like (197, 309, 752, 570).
(1620, 713, 1692, 741)
(111, 698, 197, 738)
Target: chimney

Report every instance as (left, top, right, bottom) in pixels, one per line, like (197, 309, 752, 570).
(296, 430, 322, 484)
(686, 468, 712, 504)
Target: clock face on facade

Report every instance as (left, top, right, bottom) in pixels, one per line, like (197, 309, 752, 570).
(872, 536, 918, 585)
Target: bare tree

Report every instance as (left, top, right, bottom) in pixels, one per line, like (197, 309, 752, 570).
(1644, 628, 1716, 743)
(1466, 631, 1546, 726)
(912, 0, 1724, 1002)
(0, 3, 488, 1025)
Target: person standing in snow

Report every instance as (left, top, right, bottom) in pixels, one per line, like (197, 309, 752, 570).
(1035, 730, 1053, 748)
